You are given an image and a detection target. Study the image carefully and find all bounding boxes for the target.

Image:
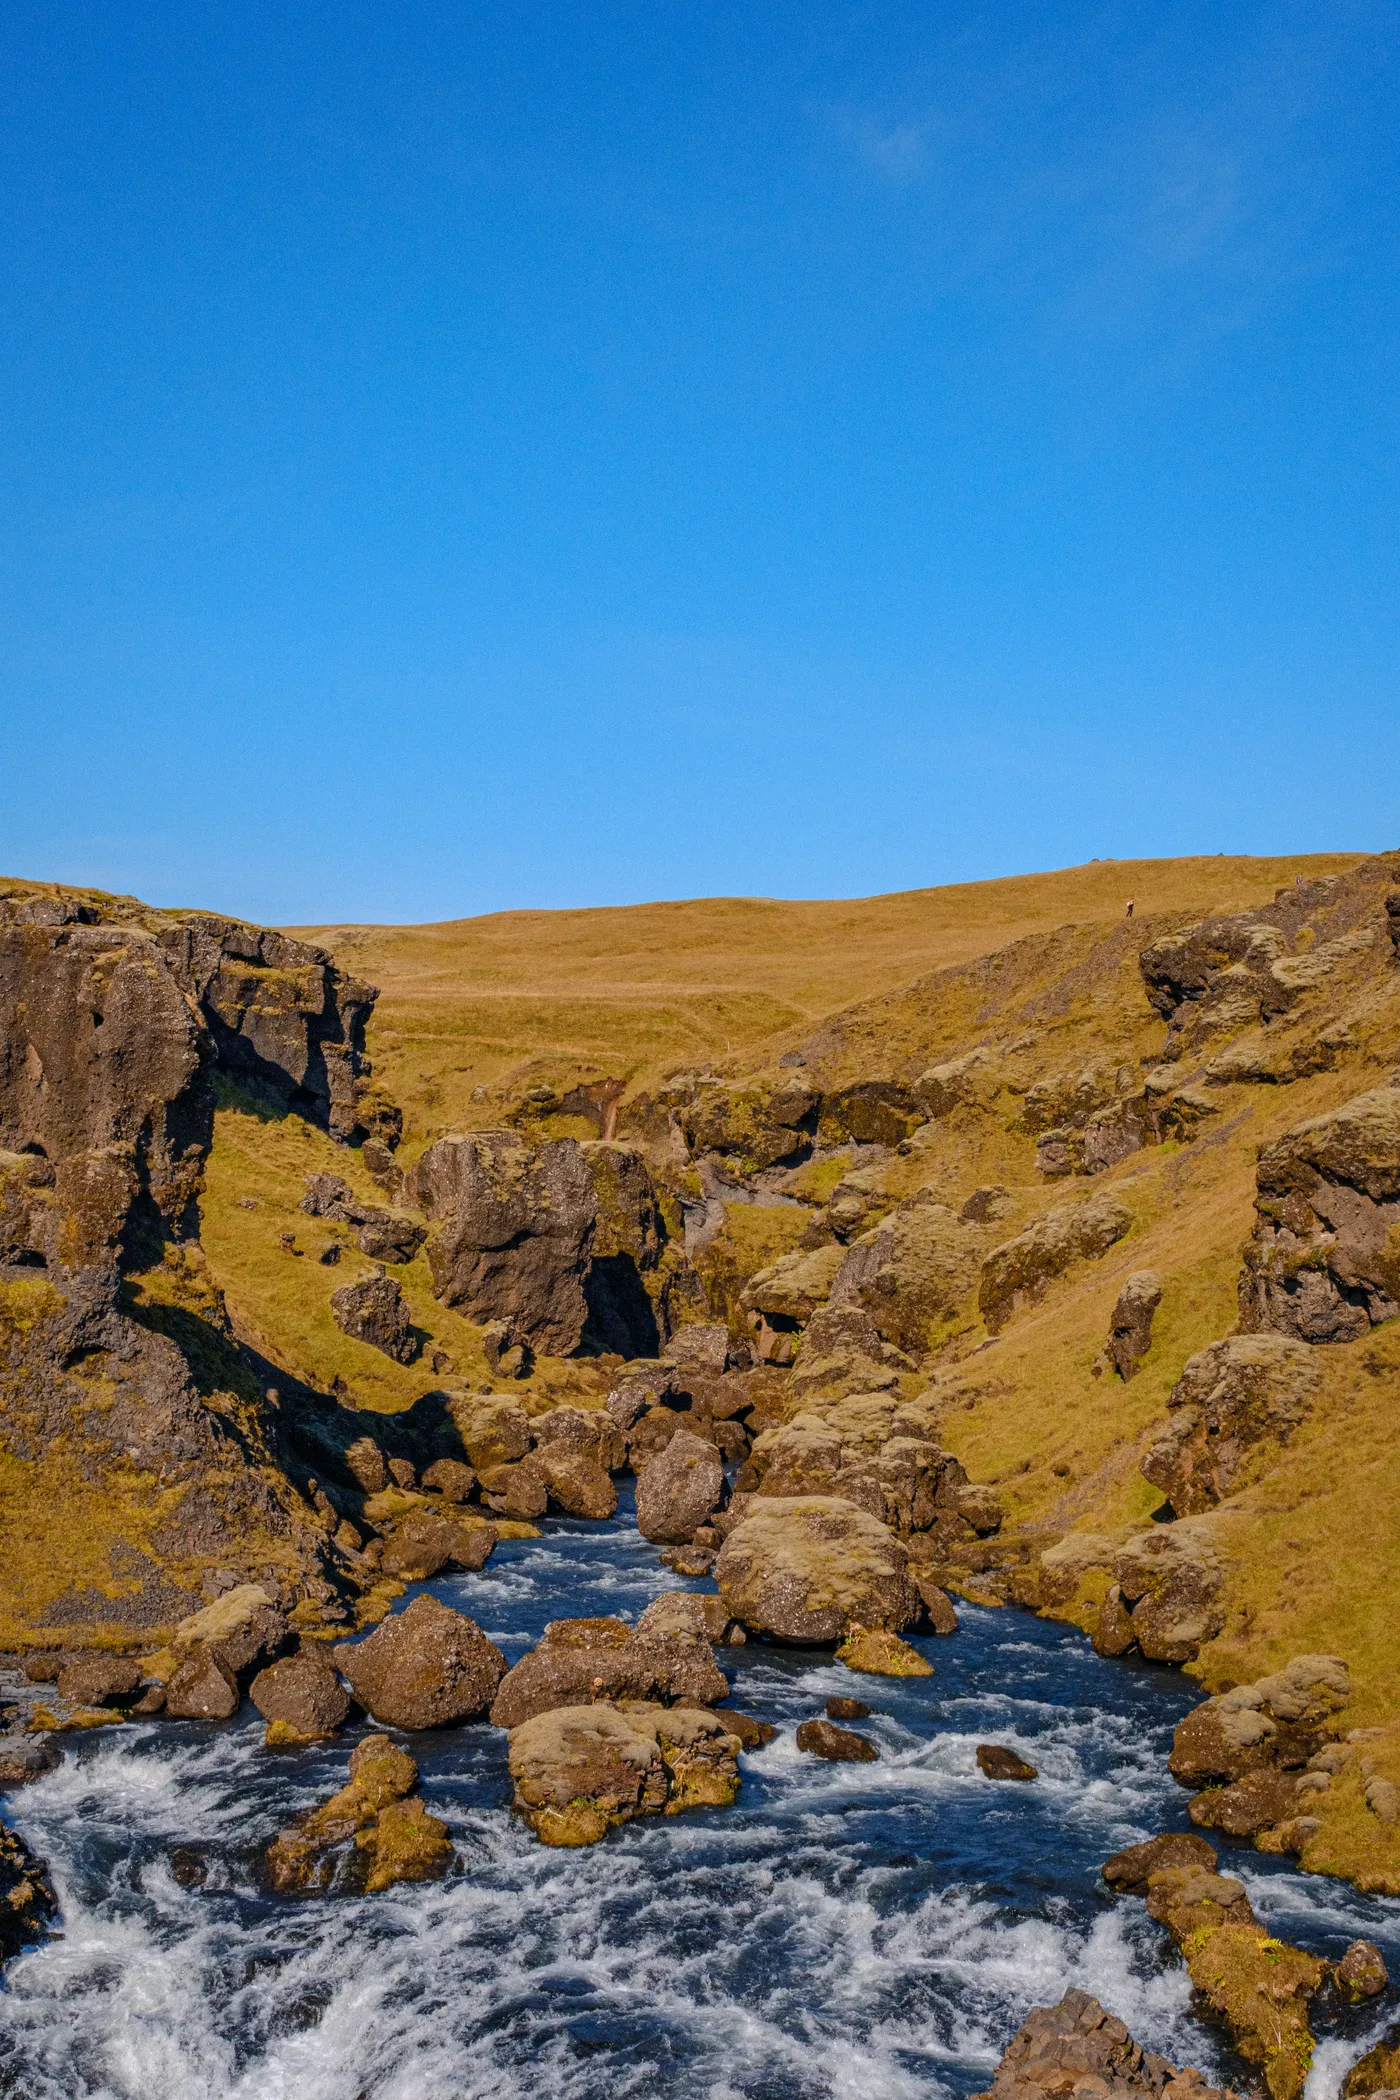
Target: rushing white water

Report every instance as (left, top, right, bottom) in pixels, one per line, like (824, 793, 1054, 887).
(0, 1496, 1396, 2100)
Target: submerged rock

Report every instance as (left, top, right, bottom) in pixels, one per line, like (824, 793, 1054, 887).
(977, 1744, 1037, 1781)
(333, 1596, 506, 1731)
(795, 1717, 877, 1763)
(506, 1701, 741, 1846)
(266, 1734, 451, 1894)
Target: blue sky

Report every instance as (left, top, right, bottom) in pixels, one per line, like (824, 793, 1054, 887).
(2, 2, 1397, 924)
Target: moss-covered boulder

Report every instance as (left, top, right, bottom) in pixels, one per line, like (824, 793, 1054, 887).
(715, 1495, 918, 1642)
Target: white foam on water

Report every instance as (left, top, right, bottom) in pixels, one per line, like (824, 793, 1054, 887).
(2, 1524, 1394, 2100)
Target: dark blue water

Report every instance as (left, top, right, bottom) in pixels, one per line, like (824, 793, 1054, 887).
(0, 1492, 1396, 2100)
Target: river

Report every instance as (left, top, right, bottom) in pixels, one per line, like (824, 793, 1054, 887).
(1, 1488, 1396, 2100)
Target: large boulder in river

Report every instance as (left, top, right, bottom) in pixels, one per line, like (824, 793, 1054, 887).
(1140, 1335, 1319, 1514)
(715, 1495, 919, 1643)
(489, 1616, 728, 1729)
(251, 1646, 352, 1742)
(635, 1426, 724, 1542)
(506, 1701, 741, 1846)
(1239, 1088, 1400, 1341)
(333, 1595, 506, 1730)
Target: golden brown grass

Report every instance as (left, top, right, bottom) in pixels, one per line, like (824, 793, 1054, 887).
(292, 853, 1360, 1149)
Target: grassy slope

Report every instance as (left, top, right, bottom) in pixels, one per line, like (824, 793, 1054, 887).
(292, 853, 1359, 1151)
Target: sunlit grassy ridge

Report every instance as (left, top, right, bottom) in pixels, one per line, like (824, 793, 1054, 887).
(294, 853, 1360, 1149)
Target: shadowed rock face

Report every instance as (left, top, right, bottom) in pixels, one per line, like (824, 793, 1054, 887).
(410, 1130, 688, 1357)
(0, 889, 388, 1638)
(1240, 1088, 1400, 1341)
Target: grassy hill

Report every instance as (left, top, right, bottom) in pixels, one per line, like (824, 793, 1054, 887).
(294, 852, 1361, 1152)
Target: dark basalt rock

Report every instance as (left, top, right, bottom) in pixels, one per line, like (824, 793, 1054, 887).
(977, 1743, 1037, 1781)
(330, 1274, 418, 1364)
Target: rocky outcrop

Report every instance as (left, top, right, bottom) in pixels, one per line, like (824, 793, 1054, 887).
(1104, 1525, 1226, 1663)
(333, 1596, 506, 1730)
(266, 1734, 451, 1894)
(331, 1274, 419, 1364)
(1169, 1656, 1350, 1789)
(979, 1193, 1133, 1334)
(410, 1130, 686, 1356)
(1140, 1336, 1319, 1513)
(410, 1131, 597, 1353)
(973, 1991, 1235, 2100)
(488, 1614, 729, 1730)
(0, 1820, 57, 1965)
(1239, 1088, 1400, 1341)
(1126, 1855, 1323, 2100)
(715, 1496, 919, 1642)
(827, 1199, 982, 1354)
(300, 1176, 425, 1264)
(0, 891, 393, 1638)
(1346, 2024, 1400, 2097)
(741, 1242, 845, 1328)
(506, 1701, 741, 1845)
(1107, 1270, 1161, 1379)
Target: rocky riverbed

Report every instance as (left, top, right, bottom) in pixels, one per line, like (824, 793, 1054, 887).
(0, 1494, 1397, 2100)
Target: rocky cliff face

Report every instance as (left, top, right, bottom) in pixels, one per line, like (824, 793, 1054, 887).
(0, 886, 394, 1639)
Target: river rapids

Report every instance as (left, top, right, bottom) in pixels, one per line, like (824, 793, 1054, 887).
(1, 1489, 1396, 2100)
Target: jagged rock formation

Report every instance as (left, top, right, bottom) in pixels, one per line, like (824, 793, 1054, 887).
(1140, 1336, 1319, 1513)
(409, 1130, 698, 1356)
(1239, 1088, 1400, 1340)
(971, 1989, 1234, 2100)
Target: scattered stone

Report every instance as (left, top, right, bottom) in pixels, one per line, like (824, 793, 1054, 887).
(825, 1696, 870, 1721)
(635, 1427, 724, 1543)
(476, 1458, 549, 1521)
(420, 1458, 476, 1502)
(345, 1437, 389, 1493)
(1336, 1940, 1388, 2001)
(250, 1647, 351, 1744)
(977, 1743, 1037, 1781)
(333, 1596, 506, 1731)
(795, 1717, 878, 1763)
(506, 1701, 741, 1845)
(54, 1655, 145, 1707)
(1112, 1525, 1225, 1664)
(0, 1735, 61, 1787)
(1107, 1270, 1162, 1379)
(913, 1576, 960, 1634)
(330, 1274, 419, 1364)
(534, 1446, 617, 1520)
(633, 1592, 731, 1644)
(448, 1395, 531, 1473)
(836, 1627, 933, 1677)
(163, 1647, 239, 1721)
(722, 1710, 777, 1749)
